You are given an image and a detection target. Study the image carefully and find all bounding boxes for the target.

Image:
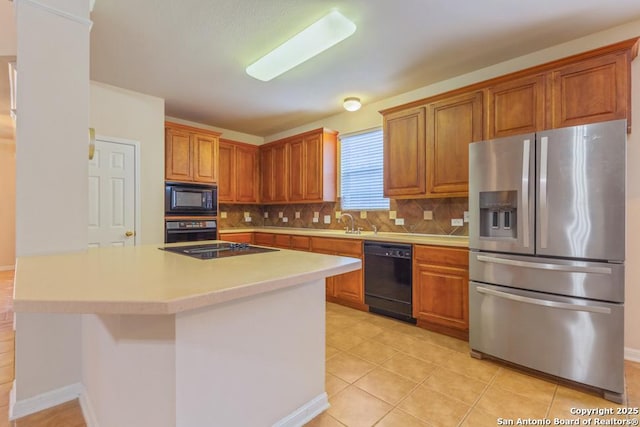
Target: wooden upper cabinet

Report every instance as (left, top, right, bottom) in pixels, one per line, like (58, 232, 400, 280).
(383, 107, 426, 197)
(165, 122, 219, 184)
(217, 142, 235, 202)
(260, 128, 337, 204)
(260, 146, 274, 202)
(273, 143, 289, 202)
(426, 91, 483, 197)
(550, 51, 631, 130)
(165, 128, 193, 182)
(486, 73, 547, 138)
(218, 140, 259, 204)
(288, 138, 305, 201)
(260, 142, 288, 204)
(235, 145, 259, 203)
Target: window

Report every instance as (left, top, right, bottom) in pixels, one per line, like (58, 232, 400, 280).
(340, 128, 389, 210)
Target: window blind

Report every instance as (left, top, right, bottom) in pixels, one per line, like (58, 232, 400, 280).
(340, 128, 390, 210)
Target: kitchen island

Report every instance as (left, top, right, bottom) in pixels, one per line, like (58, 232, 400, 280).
(13, 242, 361, 427)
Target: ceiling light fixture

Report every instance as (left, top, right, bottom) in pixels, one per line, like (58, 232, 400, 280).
(246, 10, 356, 82)
(343, 97, 361, 112)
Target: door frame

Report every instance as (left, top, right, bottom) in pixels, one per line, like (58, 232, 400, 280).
(94, 134, 142, 246)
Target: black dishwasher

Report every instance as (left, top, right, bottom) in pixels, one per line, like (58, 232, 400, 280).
(364, 242, 415, 323)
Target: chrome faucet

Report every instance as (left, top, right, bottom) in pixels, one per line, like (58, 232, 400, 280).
(340, 213, 356, 234)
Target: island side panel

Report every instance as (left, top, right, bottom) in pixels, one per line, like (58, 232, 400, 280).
(81, 314, 177, 427)
(175, 278, 327, 427)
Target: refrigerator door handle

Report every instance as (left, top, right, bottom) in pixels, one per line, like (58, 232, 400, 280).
(476, 255, 612, 275)
(522, 139, 530, 248)
(539, 136, 549, 248)
(476, 286, 612, 314)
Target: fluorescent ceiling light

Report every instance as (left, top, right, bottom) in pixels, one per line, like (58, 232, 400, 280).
(246, 10, 356, 82)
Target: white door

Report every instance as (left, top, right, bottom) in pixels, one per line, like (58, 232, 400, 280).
(88, 138, 137, 247)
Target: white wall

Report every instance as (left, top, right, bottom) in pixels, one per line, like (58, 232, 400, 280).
(14, 0, 90, 403)
(90, 81, 165, 244)
(264, 20, 640, 355)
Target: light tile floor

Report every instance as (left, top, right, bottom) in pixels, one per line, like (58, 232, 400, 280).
(307, 302, 640, 427)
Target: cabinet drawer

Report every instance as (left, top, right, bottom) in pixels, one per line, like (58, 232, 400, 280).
(290, 235, 311, 251)
(414, 245, 468, 267)
(311, 237, 362, 257)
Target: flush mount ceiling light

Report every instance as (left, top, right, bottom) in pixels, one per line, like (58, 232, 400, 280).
(343, 97, 361, 112)
(246, 10, 356, 82)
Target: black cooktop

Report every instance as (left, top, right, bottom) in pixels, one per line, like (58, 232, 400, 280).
(161, 243, 278, 260)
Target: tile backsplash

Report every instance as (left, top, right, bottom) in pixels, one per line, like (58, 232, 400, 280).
(219, 198, 469, 236)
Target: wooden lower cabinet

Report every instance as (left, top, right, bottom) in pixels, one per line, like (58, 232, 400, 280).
(310, 237, 366, 310)
(254, 232, 275, 246)
(221, 232, 254, 243)
(413, 245, 469, 340)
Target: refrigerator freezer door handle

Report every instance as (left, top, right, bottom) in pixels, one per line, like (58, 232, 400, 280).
(476, 255, 612, 275)
(540, 136, 549, 248)
(522, 139, 530, 248)
(476, 286, 612, 314)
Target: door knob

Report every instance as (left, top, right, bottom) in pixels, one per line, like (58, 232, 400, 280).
(125, 231, 135, 237)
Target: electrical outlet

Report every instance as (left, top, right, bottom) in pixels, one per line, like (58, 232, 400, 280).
(324, 215, 331, 224)
(463, 211, 470, 223)
(282, 217, 288, 223)
(264, 212, 269, 218)
(360, 211, 367, 219)
(389, 210, 397, 220)
(220, 212, 227, 219)
(278, 211, 283, 218)
(312, 217, 319, 223)
(313, 211, 320, 219)
(295, 211, 301, 219)
(451, 218, 464, 227)
(244, 211, 250, 217)
(395, 218, 404, 226)
(423, 210, 433, 220)
(244, 216, 252, 222)
(335, 211, 342, 219)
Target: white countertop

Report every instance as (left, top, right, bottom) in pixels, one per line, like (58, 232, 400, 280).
(13, 241, 361, 315)
(219, 227, 469, 247)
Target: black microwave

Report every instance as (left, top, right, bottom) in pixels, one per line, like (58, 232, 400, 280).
(165, 182, 217, 216)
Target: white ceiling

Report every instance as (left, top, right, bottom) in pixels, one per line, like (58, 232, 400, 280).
(4, 1, 640, 139)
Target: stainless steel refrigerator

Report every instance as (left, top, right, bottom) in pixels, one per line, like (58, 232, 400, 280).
(468, 119, 626, 403)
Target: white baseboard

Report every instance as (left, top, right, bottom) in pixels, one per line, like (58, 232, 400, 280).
(78, 387, 100, 427)
(0, 265, 14, 271)
(11, 382, 83, 420)
(625, 347, 640, 363)
(273, 392, 330, 427)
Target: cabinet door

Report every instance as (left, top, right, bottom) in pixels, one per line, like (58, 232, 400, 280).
(383, 107, 426, 197)
(165, 128, 193, 181)
(289, 138, 304, 201)
(273, 234, 291, 249)
(487, 74, 546, 138)
(192, 133, 218, 184)
(290, 235, 310, 251)
(254, 232, 275, 246)
(235, 145, 259, 203)
(303, 133, 323, 201)
(426, 91, 483, 197)
(332, 269, 364, 304)
(217, 142, 235, 202)
(550, 52, 630, 129)
(260, 147, 274, 203)
(413, 263, 469, 332)
(273, 143, 289, 202)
